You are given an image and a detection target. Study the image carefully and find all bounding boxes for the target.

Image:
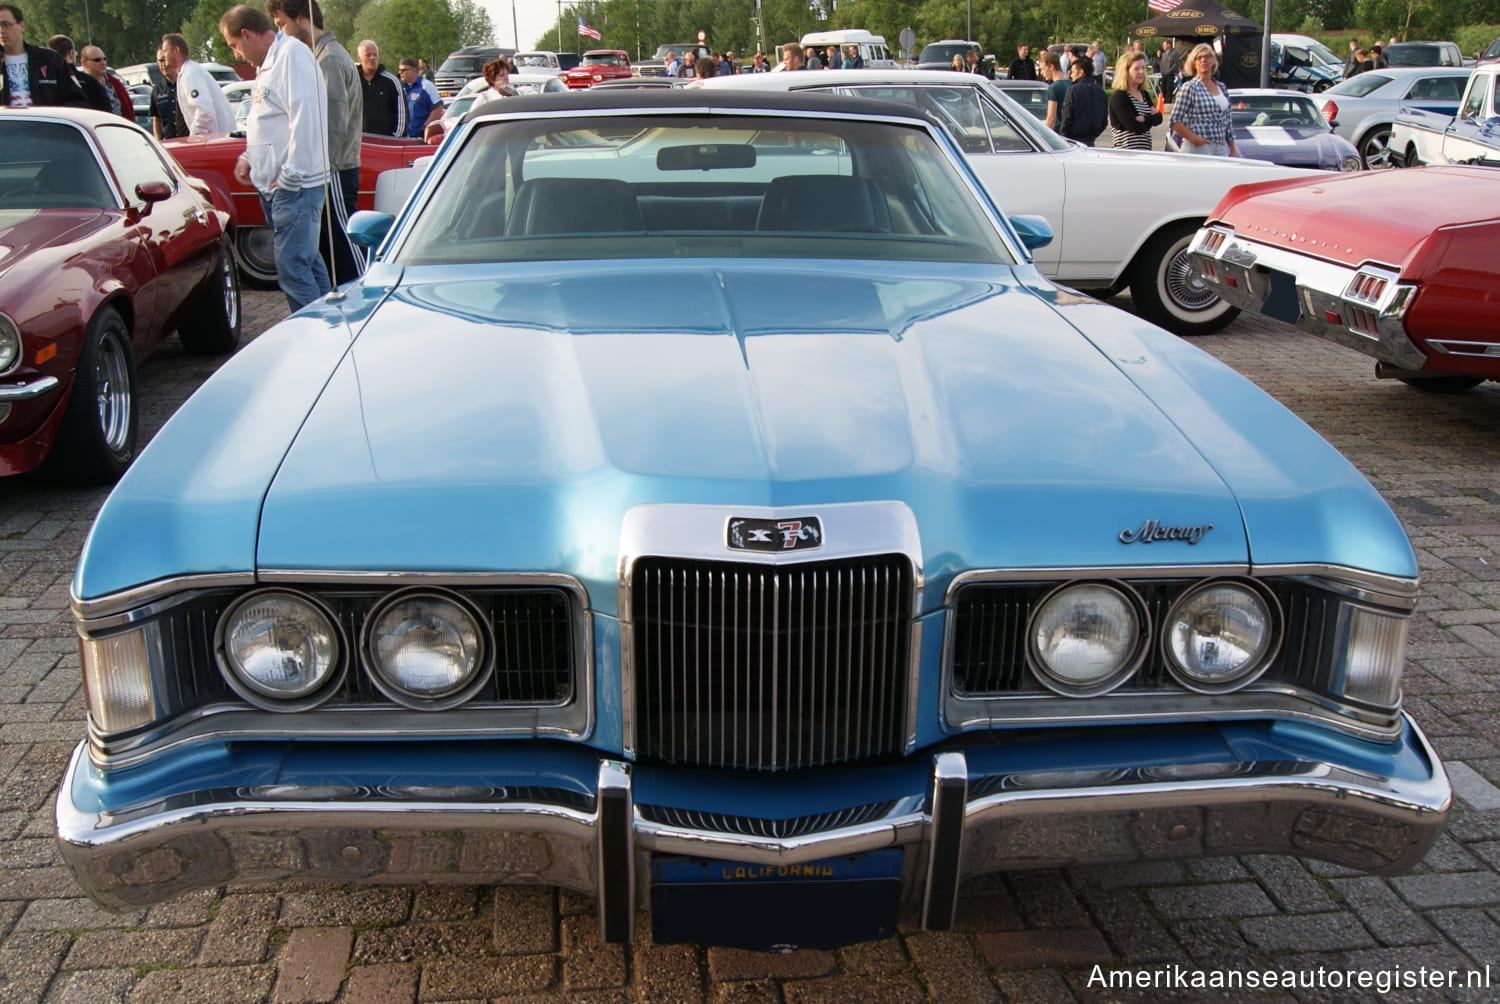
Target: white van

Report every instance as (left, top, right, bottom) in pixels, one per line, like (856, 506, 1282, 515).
(798, 29, 896, 69)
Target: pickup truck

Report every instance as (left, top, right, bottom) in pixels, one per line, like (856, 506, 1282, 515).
(1392, 63, 1499, 167)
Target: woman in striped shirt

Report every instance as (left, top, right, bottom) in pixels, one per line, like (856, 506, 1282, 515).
(1108, 50, 1160, 150)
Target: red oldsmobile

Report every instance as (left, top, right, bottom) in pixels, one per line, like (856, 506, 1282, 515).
(165, 132, 437, 287)
(0, 109, 239, 484)
(1190, 167, 1500, 392)
(565, 49, 632, 88)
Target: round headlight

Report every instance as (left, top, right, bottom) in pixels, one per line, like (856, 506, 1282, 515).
(365, 590, 488, 709)
(1164, 580, 1278, 693)
(219, 590, 341, 706)
(1339, 155, 1363, 172)
(1028, 582, 1144, 697)
(0, 313, 22, 375)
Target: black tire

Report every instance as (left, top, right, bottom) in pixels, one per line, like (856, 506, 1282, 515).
(233, 225, 278, 289)
(1128, 222, 1239, 336)
(46, 306, 138, 485)
(1403, 144, 1424, 168)
(178, 235, 242, 356)
(1398, 375, 1483, 393)
(1313, 80, 1332, 92)
(1358, 126, 1394, 169)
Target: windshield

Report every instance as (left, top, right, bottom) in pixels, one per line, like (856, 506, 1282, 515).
(1230, 94, 1326, 127)
(919, 43, 976, 64)
(514, 54, 555, 67)
(439, 56, 489, 74)
(1326, 72, 1392, 97)
(0, 121, 114, 209)
(787, 80, 1068, 153)
(1303, 41, 1341, 66)
(393, 113, 1013, 268)
(582, 53, 623, 67)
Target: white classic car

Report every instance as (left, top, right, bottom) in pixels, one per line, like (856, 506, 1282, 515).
(1392, 63, 1500, 168)
(698, 69, 1316, 335)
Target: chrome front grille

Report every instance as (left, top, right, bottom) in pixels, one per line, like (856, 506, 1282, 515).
(631, 555, 912, 771)
(638, 800, 901, 838)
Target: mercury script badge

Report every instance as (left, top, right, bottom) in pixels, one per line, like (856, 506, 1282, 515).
(728, 516, 823, 552)
(1119, 520, 1213, 545)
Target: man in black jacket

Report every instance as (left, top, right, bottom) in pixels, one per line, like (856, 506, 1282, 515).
(1058, 58, 1107, 145)
(356, 38, 405, 136)
(0, 5, 85, 107)
(47, 34, 111, 113)
(1007, 44, 1037, 80)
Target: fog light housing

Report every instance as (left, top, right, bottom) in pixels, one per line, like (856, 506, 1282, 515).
(1028, 582, 1144, 697)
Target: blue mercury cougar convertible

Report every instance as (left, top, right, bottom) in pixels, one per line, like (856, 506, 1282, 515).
(57, 91, 1449, 951)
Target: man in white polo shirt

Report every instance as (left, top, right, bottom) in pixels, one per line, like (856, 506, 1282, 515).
(160, 32, 234, 134)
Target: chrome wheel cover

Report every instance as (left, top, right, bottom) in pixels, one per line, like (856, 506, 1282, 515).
(94, 326, 132, 452)
(1164, 243, 1219, 312)
(234, 227, 277, 283)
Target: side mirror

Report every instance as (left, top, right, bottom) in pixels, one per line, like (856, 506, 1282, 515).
(136, 180, 172, 204)
(347, 211, 394, 250)
(1009, 214, 1054, 251)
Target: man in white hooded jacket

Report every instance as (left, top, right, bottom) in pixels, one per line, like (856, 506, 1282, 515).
(220, 4, 330, 312)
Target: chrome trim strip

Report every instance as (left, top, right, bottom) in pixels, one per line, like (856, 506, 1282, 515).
(0, 375, 59, 401)
(942, 687, 1400, 740)
(1252, 564, 1419, 611)
(73, 573, 257, 624)
(945, 565, 1250, 605)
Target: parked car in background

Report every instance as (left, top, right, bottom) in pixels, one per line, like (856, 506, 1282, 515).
(166, 131, 437, 287)
(1208, 89, 1362, 171)
(800, 29, 895, 68)
(424, 73, 570, 144)
(1266, 34, 1343, 92)
(917, 39, 981, 71)
(1393, 63, 1500, 167)
(991, 78, 1048, 120)
(1384, 41, 1465, 68)
(57, 89, 1447, 953)
(1315, 66, 1470, 168)
(130, 92, 151, 131)
(1192, 166, 1500, 391)
(201, 62, 243, 84)
(699, 69, 1316, 335)
(435, 45, 514, 98)
(565, 50, 632, 88)
(1479, 37, 1500, 66)
(512, 51, 564, 72)
(636, 42, 709, 78)
(0, 109, 239, 483)
(221, 79, 253, 131)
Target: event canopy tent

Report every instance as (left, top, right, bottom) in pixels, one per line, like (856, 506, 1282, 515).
(1132, 0, 1264, 88)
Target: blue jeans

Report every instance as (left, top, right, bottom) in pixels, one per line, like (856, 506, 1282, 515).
(260, 185, 331, 313)
(1180, 139, 1231, 157)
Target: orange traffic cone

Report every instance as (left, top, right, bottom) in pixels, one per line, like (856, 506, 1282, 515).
(1155, 92, 1165, 114)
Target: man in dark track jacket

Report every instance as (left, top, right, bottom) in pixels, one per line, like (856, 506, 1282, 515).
(0, 5, 85, 108)
(1058, 57, 1107, 145)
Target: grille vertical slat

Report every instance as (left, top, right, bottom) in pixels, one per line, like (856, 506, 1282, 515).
(633, 554, 911, 771)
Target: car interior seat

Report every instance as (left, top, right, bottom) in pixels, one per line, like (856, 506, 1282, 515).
(754, 175, 891, 233)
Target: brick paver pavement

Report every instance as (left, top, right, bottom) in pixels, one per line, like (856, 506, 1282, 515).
(3, 287, 1499, 1003)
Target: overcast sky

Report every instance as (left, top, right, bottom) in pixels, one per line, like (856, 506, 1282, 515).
(479, 0, 574, 52)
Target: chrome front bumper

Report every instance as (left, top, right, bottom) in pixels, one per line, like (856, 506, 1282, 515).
(1188, 227, 1430, 372)
(56, 719, 1450, 943)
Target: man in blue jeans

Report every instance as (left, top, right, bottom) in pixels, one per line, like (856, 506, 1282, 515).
(221, 4, 330, 312)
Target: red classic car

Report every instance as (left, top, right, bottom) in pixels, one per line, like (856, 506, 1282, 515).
(1190, 167, 1500, 392)
(0, 109, 239, 483)
(565, 50, 632, 88)
(165, 133, 437, 288)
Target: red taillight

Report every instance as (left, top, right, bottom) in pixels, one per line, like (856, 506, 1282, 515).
(1321, 100, 1338, 122)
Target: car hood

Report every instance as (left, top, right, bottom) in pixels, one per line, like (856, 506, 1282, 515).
(254, 260, 1300, 605)
(1209, 166, 1500, 267)
(0, 208, 109, 274)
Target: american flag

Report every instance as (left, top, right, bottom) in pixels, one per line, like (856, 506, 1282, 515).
(1148, 0, 1183, 10)
(577, 16, 602, 40)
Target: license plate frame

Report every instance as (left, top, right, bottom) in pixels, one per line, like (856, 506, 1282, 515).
(1257, 265, 1301, 324)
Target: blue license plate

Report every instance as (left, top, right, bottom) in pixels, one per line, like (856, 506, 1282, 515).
(650, 849, 904, 950)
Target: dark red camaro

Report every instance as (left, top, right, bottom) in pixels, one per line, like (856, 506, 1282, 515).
(0, 109, 239, 483)
(165, 132, 437, 288)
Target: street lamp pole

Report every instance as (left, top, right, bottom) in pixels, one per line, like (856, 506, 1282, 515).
(967, 0, 972, 42)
